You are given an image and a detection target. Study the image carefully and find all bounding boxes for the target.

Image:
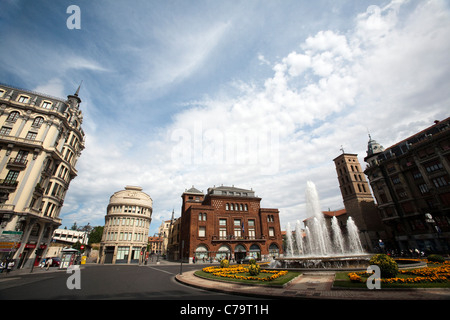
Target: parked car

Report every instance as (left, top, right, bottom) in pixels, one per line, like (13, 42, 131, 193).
(239, 256, 256, 264)
(41, 257, 61, 267)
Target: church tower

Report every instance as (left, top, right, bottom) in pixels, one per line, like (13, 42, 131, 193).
(333, 153, 373, 203)
(333, 152, 384, 251)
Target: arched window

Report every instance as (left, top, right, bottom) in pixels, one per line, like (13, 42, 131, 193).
(225, 203, 229, 210)
(32, 116, 44, 127)
(7, 111, 19, 122)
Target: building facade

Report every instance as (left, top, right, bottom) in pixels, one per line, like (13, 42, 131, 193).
(179, 186, 283, 263)
(364, 118, 450, 253)
(0, 83, 85, 269)
(333, 153, 386, 251)
(99, 186, 152, 264)
(45, 228, 89, 258)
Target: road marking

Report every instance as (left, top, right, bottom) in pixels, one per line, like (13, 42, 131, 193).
(147, 266, 175, 275)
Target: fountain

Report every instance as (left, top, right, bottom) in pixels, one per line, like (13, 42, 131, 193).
(273, 181, 371, 269)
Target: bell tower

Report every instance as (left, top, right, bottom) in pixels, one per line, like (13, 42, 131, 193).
(333, 152, 384, 251)
(333, 153, 373, 203)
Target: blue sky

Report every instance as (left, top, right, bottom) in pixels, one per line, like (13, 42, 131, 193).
(1, 0, 449, 236)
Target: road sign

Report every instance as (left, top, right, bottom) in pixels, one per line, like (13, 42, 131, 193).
(2, 231, 23, 235)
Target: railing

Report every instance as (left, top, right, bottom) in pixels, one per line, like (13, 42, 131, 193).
(211, 235, 266, 242)
(0, 204, 15, 211)
(0, 180, 18, 189)
(7, 157, 28, 169)
(0, 134, 43, 147)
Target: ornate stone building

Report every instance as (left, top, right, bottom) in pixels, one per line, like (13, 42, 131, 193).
(364, 118, 450, 253)
(0, 83, 85, 269)
(99, 186, 152, 264)
(179, 186, 283, 263)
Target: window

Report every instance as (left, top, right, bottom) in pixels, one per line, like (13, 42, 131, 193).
(198, 226, 206, 237)
(234, 219, 241, 238)
(269, 227, 275, 237)
(7, 111, 19, 122)
(248, 220, 255, 239)
(225, 203, 229, 210)
(0, 127, 12, 135)
(412, 171, 422, 180)
(198, 213, 206, 221)
(117, 247, 129, 261)
(418, 183, 429, 194)
(433, 176, 448, 188)
(4, 170, 19, 184)
(425, 161, 443, 173)
(15, 150, 28, 164)
(41, 101, 52, 109)
(219, 219, 226, 226)
(18, 95, 29, 103)
(32, 117, 44, 127)
(25, 131, 37, 140)
(219, 228, 227, 239)
(392, 176, 401, 185)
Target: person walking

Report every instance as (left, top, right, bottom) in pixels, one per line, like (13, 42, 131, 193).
(45, 258, 53, 270)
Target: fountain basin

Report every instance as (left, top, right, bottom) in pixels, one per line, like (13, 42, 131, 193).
(273, 254, 373, 270)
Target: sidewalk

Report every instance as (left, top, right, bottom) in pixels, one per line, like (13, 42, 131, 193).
(175, 270, 450, 300)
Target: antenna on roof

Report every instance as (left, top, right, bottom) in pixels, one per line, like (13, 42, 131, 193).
(74, 80, 83, 96)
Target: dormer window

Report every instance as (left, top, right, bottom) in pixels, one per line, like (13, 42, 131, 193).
(18, 95, 29, 103)
(41, 101, 52, 109)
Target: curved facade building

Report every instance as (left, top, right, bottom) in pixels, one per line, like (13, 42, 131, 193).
(0, 83, 85, 269)
(99, 186, 152, 264)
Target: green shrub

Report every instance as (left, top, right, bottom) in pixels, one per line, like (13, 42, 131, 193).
(220, 259, 229, 268)
(249, 258, 256, 265)
(248, 264, 260, 276)
(427, 254, 445, 263)
(369, 254, 398, 278)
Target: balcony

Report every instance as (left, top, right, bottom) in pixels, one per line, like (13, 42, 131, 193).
(211, 235, 266, 242)
(6, 157, 28, 170)
(0, 134, 43, 148)
(0, 179, 18, 191)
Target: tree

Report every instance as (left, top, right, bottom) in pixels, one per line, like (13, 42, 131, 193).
(88, 226, 104, 245)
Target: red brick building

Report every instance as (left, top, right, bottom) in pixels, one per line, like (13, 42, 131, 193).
(179, 186, 283, 263)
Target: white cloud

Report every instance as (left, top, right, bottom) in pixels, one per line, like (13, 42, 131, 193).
(58, 0, 450, 234)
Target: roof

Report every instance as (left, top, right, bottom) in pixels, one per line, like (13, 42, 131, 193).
(207, 185, 255, 197)
(365, 117, 450, 162)
(322, 208, 347, 217)
(183, 186, 204, 195)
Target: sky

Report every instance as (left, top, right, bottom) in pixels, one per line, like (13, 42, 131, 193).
(1, 0, 449, 236)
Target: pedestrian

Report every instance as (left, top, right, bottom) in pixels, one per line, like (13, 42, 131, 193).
(7, 260, 14, 273)
(45, 257, 53, 270)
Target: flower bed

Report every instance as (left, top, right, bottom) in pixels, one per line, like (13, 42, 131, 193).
(347, 261, 450, 285)
(202, 264, 288, 282)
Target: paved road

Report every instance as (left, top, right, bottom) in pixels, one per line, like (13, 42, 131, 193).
(0, 263, 259, 300)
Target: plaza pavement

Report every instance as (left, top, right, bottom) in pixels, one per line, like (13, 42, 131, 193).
(4, 261, 450, 300)
(175, 269, 450, 300)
